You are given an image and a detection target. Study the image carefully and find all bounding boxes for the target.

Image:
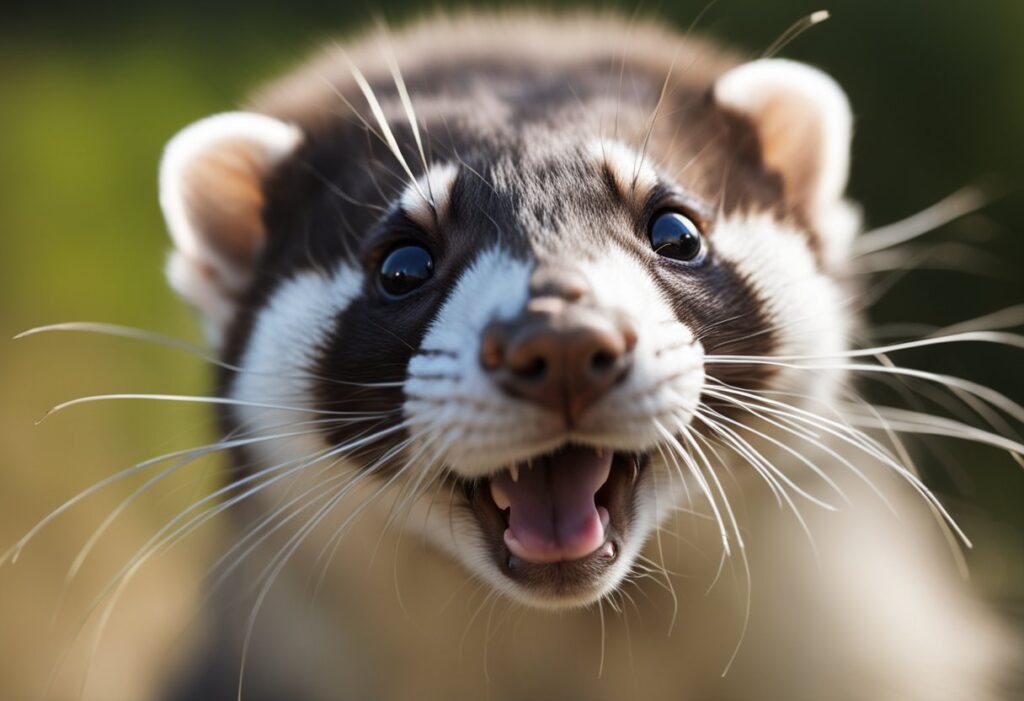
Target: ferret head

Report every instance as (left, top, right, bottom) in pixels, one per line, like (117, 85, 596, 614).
(160, 21, 858, 608)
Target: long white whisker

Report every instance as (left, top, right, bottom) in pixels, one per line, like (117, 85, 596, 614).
(1, 424, 346, 566)
(844, 405, 1024, 456)
(696, 406, 842, 511)
(703, 389, 896, 514)
(676, 418, 755, 677)
(236, 450, 415, 700)
(65, 426, 331, 582)
(847, 385, 973, 579)
(310, 433, 437, 592)
(64, 442, 347, 700)
(40, 393, 396, 422)
(762, 10, 830, 58)
(926, 304, 1024, 338)
(15, 321, 405, 388)
(56, 420, 409, 689)
(679, 424, 750, 553)
(378, 25, 435, 210)
(655, 420, 734, 556)
(691, 412, 786, 508)
(692, 412, 823, 568)
(705, 383, 975, 545)
(346, 57, 427, 202)
(853, 184, 991, 256)
(208, 426, 418, 595)
(705, 330, 1024, 362)
(713, 359, 1024, 427)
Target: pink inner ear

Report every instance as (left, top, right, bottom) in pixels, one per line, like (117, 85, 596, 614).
(713, 59, 852, 213)
(181, 141, 269, 269)
(160, 112, 303, 326)
(756, 92, 826, 208)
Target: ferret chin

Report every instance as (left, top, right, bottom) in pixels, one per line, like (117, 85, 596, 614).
(120, 12, 1017, 701)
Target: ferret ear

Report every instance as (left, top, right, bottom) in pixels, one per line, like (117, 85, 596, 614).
(714, 59, 859, 265)
(160, 112, 303, 344)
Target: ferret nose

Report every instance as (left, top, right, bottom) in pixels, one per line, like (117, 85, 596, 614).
(480, 269, 637, 424)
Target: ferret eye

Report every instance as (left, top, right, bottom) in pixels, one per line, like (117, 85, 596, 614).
(378, 244, 434, 298)
(648, 211, 705, 264)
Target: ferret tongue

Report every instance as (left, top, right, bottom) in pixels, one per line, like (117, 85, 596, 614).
(491, 447, 613, 563)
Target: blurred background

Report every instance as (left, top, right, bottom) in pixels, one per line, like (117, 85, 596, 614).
(1, 1, 1022, 699)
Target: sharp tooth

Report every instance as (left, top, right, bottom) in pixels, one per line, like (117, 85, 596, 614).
(490, 481, 511, 510)
(510, 464, 519, 482)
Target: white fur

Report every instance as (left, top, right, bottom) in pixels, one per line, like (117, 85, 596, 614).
(165, 251, 236, 343)
(399, 161, 459, 224)
(404, 248, 539, 473)
(711, 212, 850, 399)
(230, 264, 364, 467)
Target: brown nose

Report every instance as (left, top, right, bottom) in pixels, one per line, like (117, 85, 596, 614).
(480, 269, 637, 423)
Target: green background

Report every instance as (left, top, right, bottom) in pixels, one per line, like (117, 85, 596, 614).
(1, 1, 1022, 699)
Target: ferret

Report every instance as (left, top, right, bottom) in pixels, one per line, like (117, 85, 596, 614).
(20, 12, 1022, 701)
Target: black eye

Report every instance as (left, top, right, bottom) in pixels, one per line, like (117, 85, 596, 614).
(648, 211, 705, 263)
(378, 244, 434, 297)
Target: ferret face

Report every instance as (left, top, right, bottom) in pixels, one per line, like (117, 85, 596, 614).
(161, 19, 858, 608)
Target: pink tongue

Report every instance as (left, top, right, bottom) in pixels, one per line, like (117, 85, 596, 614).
(490, 446, 613, 563)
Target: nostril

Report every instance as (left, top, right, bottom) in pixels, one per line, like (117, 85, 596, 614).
(590, 349, 617, 374)
(513, 356, 548, 382)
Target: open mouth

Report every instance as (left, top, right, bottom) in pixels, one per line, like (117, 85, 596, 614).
(466, 446, 649, 597)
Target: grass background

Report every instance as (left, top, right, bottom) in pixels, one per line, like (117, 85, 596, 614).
(1, 1, 1022, 698)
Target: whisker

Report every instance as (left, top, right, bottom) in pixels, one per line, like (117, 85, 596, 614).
(209, 426, 417, 595)
(926, 304, 1024, 338)
(236, 454, 418, 700)
(2, 423, 349, 566)
(646, 464, 681, 634)
(697, 406, 842, 511)
(672, 417, 755, 677)
(711, 359, 1024, 428)
(854, 184, 994, 256)
(655, 421, 733, 556)
(704, 383, 977, 545)
(52, 421, 410, 690)
(39, 393, 397, 423)
(313, 434, 439, 592)
(704, 386, 896, 513)
(762, 10, 830, 58)
(704, 329, 1024, 362)
(346, 56, 427, 203)
(377, 23, 436, 212)
(15, 321, 405, 388)
(845, 405, 1024, 456)
(680, 425, 750, 553)
(64, 426, 331, 582)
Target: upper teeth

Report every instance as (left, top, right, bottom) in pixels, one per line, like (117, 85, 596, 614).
(490, 480, 511, 510)
(509, 464, 519, 482)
